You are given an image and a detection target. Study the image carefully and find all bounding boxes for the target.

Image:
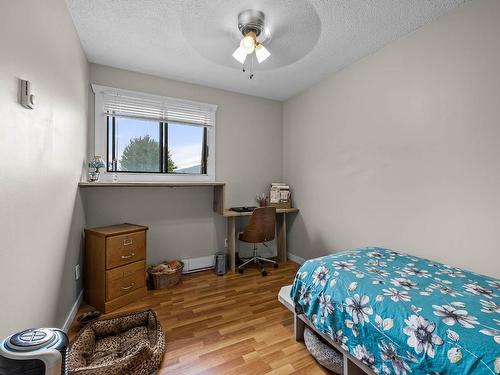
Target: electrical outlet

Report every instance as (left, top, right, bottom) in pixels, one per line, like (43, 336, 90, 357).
(75, 264, 81, 280)
(224, 238, 228, 247)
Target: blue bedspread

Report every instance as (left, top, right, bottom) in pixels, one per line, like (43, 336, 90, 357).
(290, 247, 500, 374)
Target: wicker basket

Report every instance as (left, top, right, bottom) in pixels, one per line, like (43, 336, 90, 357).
(270, 201, 291, 209)
(148, 260, 184, 289)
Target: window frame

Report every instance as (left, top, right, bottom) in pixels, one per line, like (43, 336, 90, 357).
(92, 84, 216, 182)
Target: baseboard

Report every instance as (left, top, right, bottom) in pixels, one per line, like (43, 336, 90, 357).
(62, 290, 83, 332)
(181, 255, 215, 274)
(288, 252, 306, 265)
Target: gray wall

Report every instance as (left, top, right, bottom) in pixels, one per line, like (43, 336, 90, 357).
(0, 0, 88, 338)
(85, 64, 283, 263)
(283, 0, 500, 278)
(2, 0, 498, 342)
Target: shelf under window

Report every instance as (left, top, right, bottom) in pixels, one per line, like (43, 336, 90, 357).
(78, 181, 225, 188)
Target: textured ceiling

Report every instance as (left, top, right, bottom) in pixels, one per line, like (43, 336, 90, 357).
(66, 0, 467, 101)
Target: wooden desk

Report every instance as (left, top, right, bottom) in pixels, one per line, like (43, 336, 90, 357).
(223, 208, 299, 273)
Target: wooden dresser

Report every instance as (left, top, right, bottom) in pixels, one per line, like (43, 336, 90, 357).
(84, 223, 148, 313)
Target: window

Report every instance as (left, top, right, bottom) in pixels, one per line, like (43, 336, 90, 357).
(106, 117, 208, 175)
(93, 85, 216, 181)
(168, 123, 207, 174)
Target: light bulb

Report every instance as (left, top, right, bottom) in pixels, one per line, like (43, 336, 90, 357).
(240, 35, 255, 54)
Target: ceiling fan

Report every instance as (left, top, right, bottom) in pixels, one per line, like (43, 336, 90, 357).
(232, 10, 271, 78)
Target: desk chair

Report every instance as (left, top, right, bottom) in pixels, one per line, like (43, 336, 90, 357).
(238, 206, 278, 276)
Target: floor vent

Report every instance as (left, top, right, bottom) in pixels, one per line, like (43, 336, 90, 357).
(181, 255, 215, 273)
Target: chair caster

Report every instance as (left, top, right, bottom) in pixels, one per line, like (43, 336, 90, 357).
(238, 268, 244, 274)
(273, 263, 279, 269)
(261, 270, 268, 276)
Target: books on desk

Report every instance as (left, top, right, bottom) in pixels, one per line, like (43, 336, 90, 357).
(270, 182, 291, 209)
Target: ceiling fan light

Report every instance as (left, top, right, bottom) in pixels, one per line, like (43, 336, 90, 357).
(232, 46, 247, 64)
(255, 44, 271, 63)
(240, 35, 255, 54)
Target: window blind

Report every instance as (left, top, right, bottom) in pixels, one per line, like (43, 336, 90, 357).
(101, 89, 217, 127)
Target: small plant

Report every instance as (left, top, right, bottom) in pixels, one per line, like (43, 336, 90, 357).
(88, 156, 106, 182)
(256, 193, 267, 207)
(89, 156, 105, 172)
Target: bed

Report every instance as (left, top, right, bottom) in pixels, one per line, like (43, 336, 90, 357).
(287, 247, 499, 374)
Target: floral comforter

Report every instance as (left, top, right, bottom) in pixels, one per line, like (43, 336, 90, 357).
(290, 247, 500, 374)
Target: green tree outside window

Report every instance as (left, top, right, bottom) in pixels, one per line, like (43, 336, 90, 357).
(120, 135, 176, 172)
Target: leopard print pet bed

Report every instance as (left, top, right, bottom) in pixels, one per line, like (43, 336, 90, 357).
(68, 309, 166, 375)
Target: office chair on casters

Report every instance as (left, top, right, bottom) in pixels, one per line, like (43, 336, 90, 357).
(238, 206, 278, 276)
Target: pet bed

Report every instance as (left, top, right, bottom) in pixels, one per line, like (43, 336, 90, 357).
(68, 309, 165, 375)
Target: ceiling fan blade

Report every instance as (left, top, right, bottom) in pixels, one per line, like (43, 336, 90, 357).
(232, 46, 247, 64)
(255, 44, 271, 63)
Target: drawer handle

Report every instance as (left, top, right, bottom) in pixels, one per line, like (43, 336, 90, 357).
(121, 252, 135, 260)
(123, 239, 133, 246)
(121, 283, 135, 291)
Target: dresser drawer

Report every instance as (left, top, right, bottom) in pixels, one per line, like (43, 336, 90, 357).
(106, 260, 146, 301)
(106, 231, 146, 269)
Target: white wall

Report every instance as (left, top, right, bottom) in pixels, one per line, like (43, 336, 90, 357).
(0, 0, 89, 338)
(85, 64, 283, 263)
(283, 0, 500, 278)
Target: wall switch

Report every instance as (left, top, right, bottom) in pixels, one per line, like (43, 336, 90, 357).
(75, 264, 81, 280)
(224, 238, 228, 247)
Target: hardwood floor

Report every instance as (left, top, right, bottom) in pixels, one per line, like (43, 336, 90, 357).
(69, 262, 330, 374)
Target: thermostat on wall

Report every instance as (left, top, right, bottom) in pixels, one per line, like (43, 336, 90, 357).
(19, 79, 36, 109)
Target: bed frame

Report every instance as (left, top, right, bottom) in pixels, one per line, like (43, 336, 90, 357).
(278, 285, 375, 375)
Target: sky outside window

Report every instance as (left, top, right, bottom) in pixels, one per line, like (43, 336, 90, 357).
(168, 123, 203, 173)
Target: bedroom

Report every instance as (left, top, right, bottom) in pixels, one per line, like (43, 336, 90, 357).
(0, 0, 498, 374)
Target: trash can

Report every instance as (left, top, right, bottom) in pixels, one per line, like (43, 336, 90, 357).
(214, 252, 226, 276)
